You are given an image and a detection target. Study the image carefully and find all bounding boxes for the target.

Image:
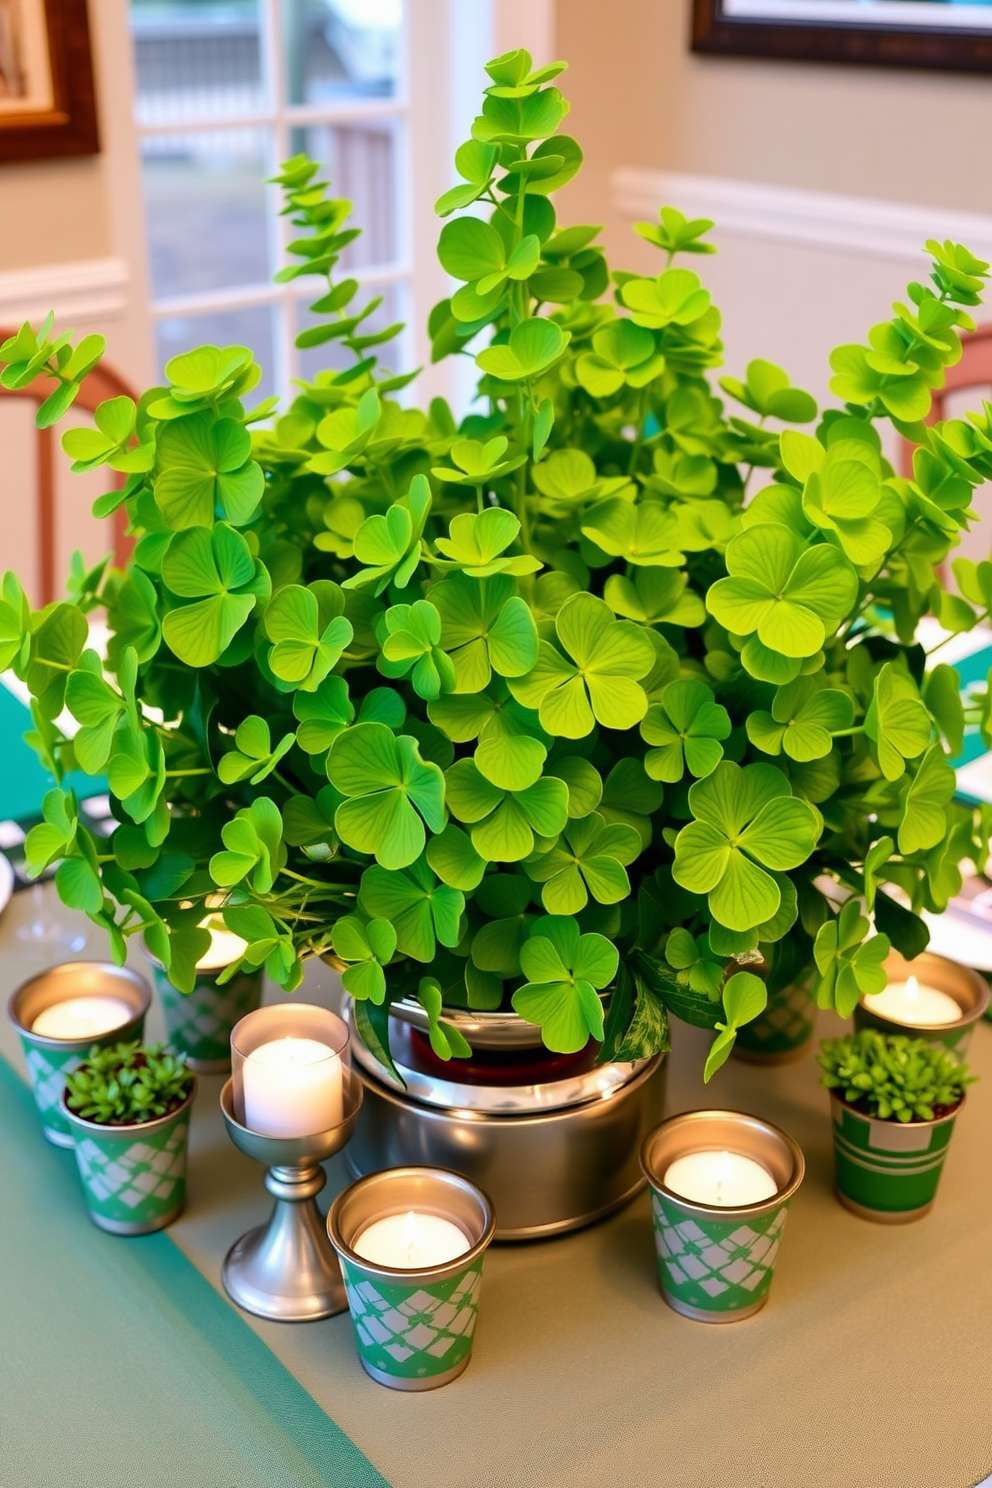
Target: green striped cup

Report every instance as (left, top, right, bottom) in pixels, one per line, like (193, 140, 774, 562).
(830, 1093, 962, 1224)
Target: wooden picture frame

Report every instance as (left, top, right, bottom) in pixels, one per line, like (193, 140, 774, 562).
(691, 0, 992, 74)
(0, 0, 99, 163)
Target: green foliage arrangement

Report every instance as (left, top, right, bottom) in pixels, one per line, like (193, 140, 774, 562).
(64, 1042, 193, 1126)
(818, 1028, 974, 1122)
(4, 49, 992, 1082)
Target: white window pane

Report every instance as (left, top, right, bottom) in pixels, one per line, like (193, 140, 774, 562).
(156, 305, 277, 404)
(142, 128, 272, 299)
(132, 1, 265, 125)
(294, 282, 408, 384)
(285, 0, 403, 104)
(291, 120, 399, 269)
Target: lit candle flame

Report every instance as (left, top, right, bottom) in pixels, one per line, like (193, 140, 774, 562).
(905, 975, 920, 1004)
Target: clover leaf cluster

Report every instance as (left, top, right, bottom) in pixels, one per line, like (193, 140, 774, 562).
(818, 1028, 974, 1123)
(3, 49, 992, 1081)
(64, 1042, 193, 1126)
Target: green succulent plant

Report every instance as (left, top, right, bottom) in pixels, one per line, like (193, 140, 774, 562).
(4, 49, 992, 1081)
(64, 1042, 193, 1126)
(818, 1029, 974, 1123)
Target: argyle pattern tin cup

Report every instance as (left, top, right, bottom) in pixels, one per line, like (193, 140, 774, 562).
(641, 1110, 805, 1323)
(62, 1083, 196, 1235)
(328, 1167, 496, 1390)
(854, 949, 989, 1058)
(152, 963, 263, 1074)
(733, 977, 815, 1065)
(830, 1094, 962, 1224)
(8, 963, 151, 1147)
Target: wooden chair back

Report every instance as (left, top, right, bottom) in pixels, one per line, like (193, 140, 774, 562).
(901, 322, 992, 476)
(0, 334, 136, 605)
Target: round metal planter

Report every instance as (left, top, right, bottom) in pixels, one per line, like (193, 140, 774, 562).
(343, 1002, 668, 1241)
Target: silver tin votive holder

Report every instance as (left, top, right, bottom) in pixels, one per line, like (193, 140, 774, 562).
(8, 962, 151, 1146)
(640, 1110, 805, 1324)
(327, 1167, 496, 1391)
(855, 949, 989, 1057)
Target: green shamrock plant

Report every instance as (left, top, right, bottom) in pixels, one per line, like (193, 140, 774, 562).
(812, 899, 890, 1017)
(511, 916, 618, 1053)
(640, 678, 731, 782)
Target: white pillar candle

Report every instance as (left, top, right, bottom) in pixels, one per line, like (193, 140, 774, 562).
(31, 996, 134, 1041)
(862, 975, 961, 1027)
(242, 1036, 343, 1137)
(353, 1210, 471, 1269)
(196, 922, 249, 972)
(664, 1150, 778, 1208)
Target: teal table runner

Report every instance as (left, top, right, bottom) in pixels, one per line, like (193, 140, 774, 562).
(0, 1056, 388, 1488)
(0, 682, 106, 823)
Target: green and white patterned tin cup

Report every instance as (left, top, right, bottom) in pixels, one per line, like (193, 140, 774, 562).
(151, 962, 263, 1074)
(733, 977, 815, 1064)
(8, 963, 151, 1147)
(328, 1167, 496, 1391)
(854, 949, 989, 1058)
(830, 1093, 962, 1224)
(62, 1082, 196, 1235)
(640, 1110, 805, 1323)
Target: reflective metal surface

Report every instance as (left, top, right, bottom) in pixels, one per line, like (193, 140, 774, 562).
(388, 999, 545, 1050)
(219, 1070, 362, 1322)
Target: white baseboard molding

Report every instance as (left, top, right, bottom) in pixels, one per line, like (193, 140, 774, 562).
(613, 168, 992, 266)
(0, 257, 129, 329)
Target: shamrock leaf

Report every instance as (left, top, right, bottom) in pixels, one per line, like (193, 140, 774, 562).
(106, 716, 167, 826)
(308, 388, 382, 477)
(331, 915, 397, 1004)
(425, 823, 487, 891)
(153, 343, 259, 416)
(265, 581, 354, 692)
(293, 675, 354, 754)
(509, 593, 656, 737)
(61, 394, 154, 475)
(359, 857, 464, 962)
(581, 499, 684, 568)
(217, 715, 296, 785)
(25, 602, 88, 719)
(105, 569, 162, 666)
(378, 599, 456, 701)
(746, 676, 853, 763)
(863, 835, 895, 913)
(703, 971, 768, 1083)
(864, 663, 931, 782)
(707, 523, 858, 661)
(0, 571, 30, 674)
(813, 899, 890, 1017)
(430, 435, 526, 489)
(432, 508, 541, 578)
(524, 810, 641, 914)
(619, 267, 712, 330)
(412, 978, 472, 1060)
(797, 445, 891, 569)
(209, 798, 286, 894)
(898, 745, 956, 855)
(342, 473, 431, 596)
(664, 928, 724, 999)
(531, 448, 629, 508)
(604, 567, 705, 629)
(640, 678, 731, 783)
(598, 758, 664, 849)
(154, 411, 263, 529)
(575, 319, 664, 399)
(445, 757, 568, 863)
(829, 342, 931, 424)
(161, 522, 269, 667)
(476, 318, 570, 382)
(511, 915, 618, 1053)
(64, 652, 128, 774)
(314, 495, 366, 558)
(435, 139, 497, 216)
(634, 205, 716, 258)
(24, 788, 79, 876)
(326, 723, 445, 870)
(672, 761, 820, 932)
(211, 904, 298, 990)
(431, 574, 539, 692)
(923, 664, 965, 758)
(437, 216, 540, 295)
(720, 360, 817, 424)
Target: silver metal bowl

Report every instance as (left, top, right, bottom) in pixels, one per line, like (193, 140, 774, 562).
(344, 1000, 668, 1241)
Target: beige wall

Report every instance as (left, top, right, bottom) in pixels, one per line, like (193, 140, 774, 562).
(0, 0, 152, 604)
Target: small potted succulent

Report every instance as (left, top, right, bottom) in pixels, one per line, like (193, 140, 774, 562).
(819, 1028, 974, 1223)
(62, 1041, 195, 1235)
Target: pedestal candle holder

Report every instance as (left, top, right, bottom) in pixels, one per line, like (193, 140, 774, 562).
(220, 1005, 361, 1322)
(8, 963, 151, 1147)
(640, 1110, 804, 1324)
(855, 949, 989, 1056)
(327, 1167, 496, 1391)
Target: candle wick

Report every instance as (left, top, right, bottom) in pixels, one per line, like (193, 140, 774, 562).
(906, 976, 920, 1003)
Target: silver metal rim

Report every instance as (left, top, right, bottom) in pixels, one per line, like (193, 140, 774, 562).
(9, 961, 152, 1049)
(834, 1188, 934, 1225)
(641, 1108, 806, 1219)
(661, 1290, 769, 1324)
(358, 1354, 472, 1391)
(389, 998, 546, 1049)
(861, 949, 991, 1031)
(344, 998, 649, 1114)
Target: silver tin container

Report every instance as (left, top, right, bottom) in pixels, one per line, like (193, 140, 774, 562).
(344, 1000, 668, 1241)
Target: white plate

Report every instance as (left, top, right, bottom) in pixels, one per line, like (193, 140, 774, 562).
(0, 853, 13, 920)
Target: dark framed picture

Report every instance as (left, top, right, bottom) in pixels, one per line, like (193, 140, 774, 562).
(0, 0, 99, 163)
(691, 0, 992, 72)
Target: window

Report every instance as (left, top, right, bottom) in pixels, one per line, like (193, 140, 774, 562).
(130, 0, 412, 401)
